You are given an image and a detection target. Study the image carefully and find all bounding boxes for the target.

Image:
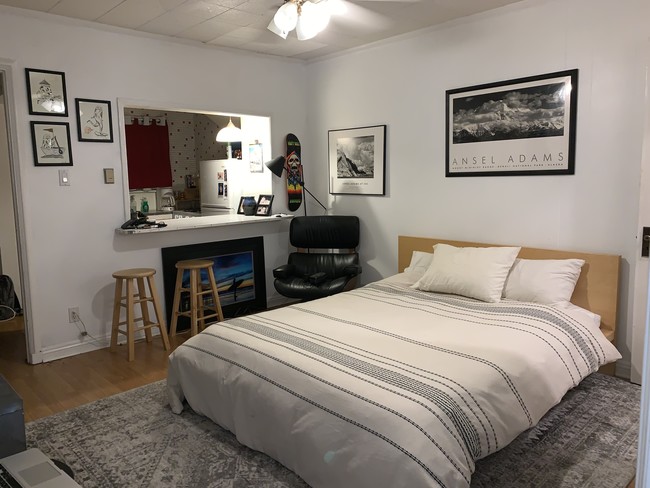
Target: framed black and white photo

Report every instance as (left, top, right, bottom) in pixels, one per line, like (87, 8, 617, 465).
(446, 69, 578, 177)
(328, 125, 386, 195)
(30, 121, 73, 166)
(256, 194, 274, 216)
(25, 68, 68, 116)
(75, 98, 113, 142)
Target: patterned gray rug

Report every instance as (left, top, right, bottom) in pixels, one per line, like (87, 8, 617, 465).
(26, 373, 640, 488)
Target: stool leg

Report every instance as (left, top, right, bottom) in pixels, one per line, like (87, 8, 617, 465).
(207, 267, 224, 323)
(126, 278, 136, 362)
(170, 268, 184, 337)
(110, 278, 123, 352)
(137, 277, 153, 343)
(190, 269, 199, 336)
(148, 275, 170, 351)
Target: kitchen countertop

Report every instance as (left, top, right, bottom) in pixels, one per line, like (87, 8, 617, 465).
(115, 213, 293, 234)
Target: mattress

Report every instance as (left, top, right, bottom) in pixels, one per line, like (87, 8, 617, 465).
(167, 274, 620, 488)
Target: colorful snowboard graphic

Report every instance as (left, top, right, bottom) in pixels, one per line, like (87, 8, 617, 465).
(286, 133, 303, 212)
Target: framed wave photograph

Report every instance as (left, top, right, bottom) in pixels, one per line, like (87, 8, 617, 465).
(445, 69, 578, 177)
(328, 124, 386, 195)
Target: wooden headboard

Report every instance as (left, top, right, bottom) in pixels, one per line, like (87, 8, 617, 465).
(398, 236, 620, 344)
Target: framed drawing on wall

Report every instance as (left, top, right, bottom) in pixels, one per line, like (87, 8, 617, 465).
(446, 69, 578, 177)
(75, 98, 113, 142)
(25, 68, 68, 116)
(30, 121, 73, 166)
(328, 125, 386, 195)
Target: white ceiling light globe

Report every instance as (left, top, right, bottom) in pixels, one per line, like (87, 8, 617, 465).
(296, 1, 320, 40)
(273, 2, 298, 32)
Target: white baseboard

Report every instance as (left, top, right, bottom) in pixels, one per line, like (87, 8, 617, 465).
(616, 360, 632, 381)
(40, 334, 111, 363)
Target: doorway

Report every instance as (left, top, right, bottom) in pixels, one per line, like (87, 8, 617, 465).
(0, 63, 36, 364)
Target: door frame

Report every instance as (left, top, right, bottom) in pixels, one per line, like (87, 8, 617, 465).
(0, 60, 39, 364)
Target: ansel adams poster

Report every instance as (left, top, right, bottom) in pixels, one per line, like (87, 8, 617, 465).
(446, 70, 578, 176)
(329, 125, 386, 195)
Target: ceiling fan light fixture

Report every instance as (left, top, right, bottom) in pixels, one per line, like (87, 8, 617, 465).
(267, 17, 290, 39)
(269, 0, 331, 41)
(273, 1, 299, 32)
(295, 1, 327, 40)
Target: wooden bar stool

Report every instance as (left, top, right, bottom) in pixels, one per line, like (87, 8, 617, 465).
(110, 268, 170, 362)
(170, 259, 224, 337)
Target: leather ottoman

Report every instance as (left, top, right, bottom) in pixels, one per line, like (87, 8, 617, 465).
(0, 374, 26, 458)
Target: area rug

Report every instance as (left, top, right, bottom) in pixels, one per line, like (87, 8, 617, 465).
(26, 373, 640, 488)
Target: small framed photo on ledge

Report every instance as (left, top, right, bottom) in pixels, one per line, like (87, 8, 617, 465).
(238, 196, 256, 215)
(256, 194, 274, 216)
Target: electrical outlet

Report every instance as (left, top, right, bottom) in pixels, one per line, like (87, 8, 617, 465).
(68, 307, 79, 323)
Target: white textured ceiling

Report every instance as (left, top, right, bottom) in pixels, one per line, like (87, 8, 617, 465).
(0, 0, 525, 60)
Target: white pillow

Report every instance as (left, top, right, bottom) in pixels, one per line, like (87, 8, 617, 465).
(403, 251, 433, 279)
(412, 243, 520, 302)
(503, 258, 585, 304)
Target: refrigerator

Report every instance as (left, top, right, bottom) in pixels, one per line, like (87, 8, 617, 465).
(200, 159, 233, 215)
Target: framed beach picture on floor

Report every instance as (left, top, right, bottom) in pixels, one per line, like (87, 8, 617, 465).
(30, 121, 73, 166)
(328, 125, 386, 195)
(75, 98, 113, 142)
(445, 69, 578, 177)
(25, 68, 68, 116)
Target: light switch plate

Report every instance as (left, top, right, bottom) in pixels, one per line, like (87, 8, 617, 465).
(58, 169, 70, 186)
(103, 168, 115, 184)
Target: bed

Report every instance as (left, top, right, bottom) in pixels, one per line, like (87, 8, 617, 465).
(167, 236, 621, 488)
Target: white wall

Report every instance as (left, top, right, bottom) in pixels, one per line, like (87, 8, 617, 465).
(0, 7, 304, 361)
(305, 0, 650, 376)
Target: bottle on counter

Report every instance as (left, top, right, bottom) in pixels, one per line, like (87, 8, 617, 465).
(130, 195, 137, 215)
(141, 197, 149, 214)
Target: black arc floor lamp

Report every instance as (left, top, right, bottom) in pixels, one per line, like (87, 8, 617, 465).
(265, 155, 327, 216)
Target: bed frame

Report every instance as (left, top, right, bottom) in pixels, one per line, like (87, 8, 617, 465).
(398, 236, 620, 347)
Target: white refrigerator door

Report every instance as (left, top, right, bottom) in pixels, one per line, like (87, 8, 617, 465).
(200, 159, 232, 209)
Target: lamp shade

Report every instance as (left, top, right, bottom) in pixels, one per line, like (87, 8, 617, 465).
(216, 118, 242, 142)
(265, 156, 286, 177)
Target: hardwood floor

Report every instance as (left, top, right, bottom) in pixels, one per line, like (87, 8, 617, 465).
(0, 325, 188, 422)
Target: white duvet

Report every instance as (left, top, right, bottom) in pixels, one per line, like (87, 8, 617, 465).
(167, 274, 620, 488)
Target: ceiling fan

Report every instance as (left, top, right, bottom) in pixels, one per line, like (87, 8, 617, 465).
(267, 0, 417, 41)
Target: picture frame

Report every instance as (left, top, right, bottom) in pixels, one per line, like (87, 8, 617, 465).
(249, 142, 264, 173)
(25, 68, 68, 116)
(255, 194, 274, 216)
(445, 69, 578, 177)
(237, 196, 256, 215)
(30, 121, 73, 166)
(328, 125, 386, 195)
(75, 98, 113, 142)
(255, 205, 271, 216)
